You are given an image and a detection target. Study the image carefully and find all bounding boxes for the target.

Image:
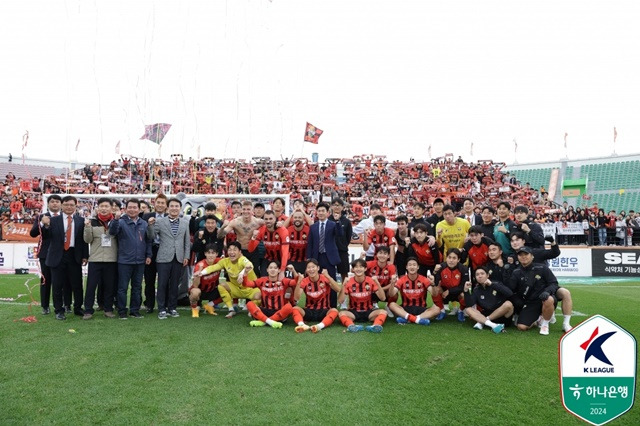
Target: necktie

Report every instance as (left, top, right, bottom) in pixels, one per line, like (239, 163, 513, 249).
(466, 216, 471, 223)
(319, 222, 326, 253)
(64, 215, 72, 250)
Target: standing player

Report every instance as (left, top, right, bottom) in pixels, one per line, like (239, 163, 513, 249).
(394, 215, 410, 276)
(513, 205, 545, 249)
(218, 201, 264, 267)
(388, 258, 440, 325)
(337, 259, 388, 333)
(291, 259, 341, 333)
(435, 205, 471, 254)
(190, 244, 222, 318)
(432, 248, 469, 322)
(460, 226, 493, 278)
(462, 267, 513, 333)
(362, 215, 397, 263)
(478, 205, 497, 239)
(287, 210, 310, 275)
(248, 210, 290, 277)
(493, 201, 516, 256)
(243, 262, 298, 328)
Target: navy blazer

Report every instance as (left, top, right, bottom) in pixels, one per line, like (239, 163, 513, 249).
(44, 214, 89, 268)
(30, 212, 53, 260)
(306, 220, 342, 266)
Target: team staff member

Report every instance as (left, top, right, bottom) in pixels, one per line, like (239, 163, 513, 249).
(463, 267, 513, 333)
(191, 215, 224, 262)
(29, 194, 62, 315)
(388, 258, 440, 325)
(41, 195, 88, 320)
(513, 205, 545, 249)
(394, 215, 410, 276)
(83, 197, 118, 319)
(435, 204, 471, 254)
(329, 198, 353, 282)
(142, 193, 168, 313)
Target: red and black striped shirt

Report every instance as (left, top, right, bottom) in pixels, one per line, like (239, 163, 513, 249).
(344, 276, 379, 312)
(395, 274, 430, 308)
(248, 225, 290, 267)
(301, 275, 332, 310)
(366, 260, 396, 289)
(246, 277, 296, 310)
(288, 225, 310, 263)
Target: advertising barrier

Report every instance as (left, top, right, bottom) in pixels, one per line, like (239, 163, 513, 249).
(547, 247, 592, 277)
(592, 247, 640, 277)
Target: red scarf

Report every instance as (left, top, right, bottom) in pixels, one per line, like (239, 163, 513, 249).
(97, 213, 113, 230)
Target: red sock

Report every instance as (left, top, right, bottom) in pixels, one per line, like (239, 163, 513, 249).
(190, 302, 198, 309)
(292, 308, 304, 324)
(321, 309, 338, 327)
(246, 301, 268, 322)
(407, 314, 417, 323)
(432, 294, 444, 309)
(339, 315, 354, 327)
(373, 313, 387, 326)
(213, 297, 223, 305)
(458, 296, 466, 310)
(270, 303, 293, 321)
(387, 294, 398, 304)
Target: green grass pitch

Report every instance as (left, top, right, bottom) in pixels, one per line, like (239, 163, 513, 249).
(1, 275, 638, 425)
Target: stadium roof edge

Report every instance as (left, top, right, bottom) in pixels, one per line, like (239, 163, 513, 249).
(505, 152, 640, 170)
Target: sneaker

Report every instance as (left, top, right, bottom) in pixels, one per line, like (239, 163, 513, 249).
(492, 324, 505, 334)
(549, 314, 557, 324)
(457, 310, 466, 322)
(295, 324, 310, 333)
(270, 321, 283, 329)
(385, 306, 395, 318)
(436, 311, 446, 321)
(42, 307, 50, 315)
(96, 305, 104, 312)
(365, 324, 383, 333)
(119, 313, 128, 320)
(146, 307, 154, 314)
(203, 304, 216, 316)
(310, 325, 321, 333)
(104, 311, 115, 318)
(225, 310, 236, 319)
(65, 306, 72, 314)
(250, 320, 265, 327)
(417, 318, 430, 326)
(82, 313, 93, 320)
(396, 317, 408, 325)
(130, 312, 143, 319)
(473, 322, 484, 330)
(347, 324, 364, 333)
(563, 323, 573, 333)
(539, 325, 549, 335)
(191, 308, 199, 318)
(158, 311, 168, 320)
(170, 310, 180, 318)
(232, 305, 241, 313)
(535, 315, 543, 328)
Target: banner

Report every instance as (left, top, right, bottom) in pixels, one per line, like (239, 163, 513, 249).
(304, 122, 323, 144)
(1, 222, 38, 242)
(547, 248, 592, 277)
(12, 243, 39, 270)
(556, 222, 586, 235)
(592, 248, 640, 277)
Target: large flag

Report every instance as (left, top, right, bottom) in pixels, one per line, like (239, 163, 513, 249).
(141, 123, 172, 144)
(304, 122, 323, 144)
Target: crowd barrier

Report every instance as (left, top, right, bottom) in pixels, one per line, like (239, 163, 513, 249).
(1, 242, 638, 279)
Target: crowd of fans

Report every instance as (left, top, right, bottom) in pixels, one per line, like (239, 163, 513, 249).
(2, 154, 639, 246)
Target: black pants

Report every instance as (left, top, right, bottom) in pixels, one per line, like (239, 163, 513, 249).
(156, 258, 184, 312)
(84, 262, 117, 314)
(143, 245, 159, 309)
(51, 249, 83, 315)
(39, 259, 52, 310)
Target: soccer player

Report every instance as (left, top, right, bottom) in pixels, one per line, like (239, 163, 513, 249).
(248, 210, 290, 276)
(388, 258, 440, 325)
(243, 262, 297, 328)
(362, 215, 397, 263)
(486, 242, 514, 285)
(513, 205, 545, 249)
(219, 201, 264, 270)
(509, 247, 559, 335)
(478, 205, 497, 238)
(405, 223, 440, 276)
(432, 248, 469, 322)
(191, 215, 223, 262)
(493, 201, 516, 256)
(435, 204, 471, 254)
(337, 258, 388, 333)
(353, 203, 397, 260)
(426, 197, 445, 230)
(197, 241, 261, 318)
(394, 215, 410, 276)
(190, 244, 223, 318)
(408, 202, 433, 234)
(365, 246, 397, 317)
(291, 259, 341, 333)
(460, 226, 494, 278)
(463, 267, 513, 333)
(286, 210, 309, 275)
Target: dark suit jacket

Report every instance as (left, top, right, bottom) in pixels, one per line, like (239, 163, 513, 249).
(44, 214, 89, 267)
(458, 213, 483, 227)
(30, 212, 53, 260)
(306, 220, 342, 266)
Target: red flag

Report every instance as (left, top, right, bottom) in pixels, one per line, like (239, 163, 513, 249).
(75, 139, 80, 151)
(304, 122, 323, 144)
(141, 123, 172, 144)
(115, 140, 121, 154)
(614, 127, 618, 143)
(22, 131, 29, 151)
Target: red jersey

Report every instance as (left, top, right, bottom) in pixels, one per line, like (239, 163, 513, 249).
(366, 260, 396, 289)
(248, 225, 290, 268)
(435, 263, 469, 291)
(395, 274, 431, 308)
(288, 224, 310, 263)
(245, 276, 296, 310)
(462, 237, 493, 271)
(406, 240, 439, 266)
(193, 258, 222, 292)
(367, 228, 397, 254)
(343, 276, 379, 312)
(301, 275, 332, 310)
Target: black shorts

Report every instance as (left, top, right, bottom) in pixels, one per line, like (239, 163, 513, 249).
(192, 288, 221, 302)
(403, 306, 427, 316)
(261, 307, 277, 318)
(304, 308, 329, 323)
(479, 306, 511, 326)
(517, 298, 558, 327)
(350, 309, 372, 323)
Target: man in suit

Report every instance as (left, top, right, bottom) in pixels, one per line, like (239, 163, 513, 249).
(141, 193, 168, 313)
(41, 195, 89, 320)
(306, 202, 343, 308)
(147, 197, 191, 319)
(30, 194, 62, 315)
(458, 198, 483, 227)
(328, 198, 353, 283)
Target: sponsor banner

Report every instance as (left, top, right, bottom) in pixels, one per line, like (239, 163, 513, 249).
(0, 245, 15, 270)
(12, 243, 40, 270)
(592, 248, 640, 277)
(1, 222, 38, 242)
(547, 248, 592, 277)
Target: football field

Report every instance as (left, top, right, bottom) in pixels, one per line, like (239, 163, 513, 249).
(1, 275, 638, 425)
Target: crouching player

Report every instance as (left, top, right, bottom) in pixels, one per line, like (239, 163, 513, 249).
(292, 259, 340, 333)
(432, 248, 469, 321)
(388, 257, 440, 325)
(197, 241, 261, 318)
(243, 261, 298, 328)
(190, 244, 222, 317)
(462, 266, 513, 334)
(338, 258, 388, 333)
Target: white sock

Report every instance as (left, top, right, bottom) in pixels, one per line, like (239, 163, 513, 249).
(404, 314, 410, 320)
(413, 317, 421, 324)
(265, 319, 274, 326)
(540, 319, 550, 327)
(315, 323, 325, 330)
(484, 319, 497, 328)
(297, 321, 305, 326)
(207, 301, 214, 306)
